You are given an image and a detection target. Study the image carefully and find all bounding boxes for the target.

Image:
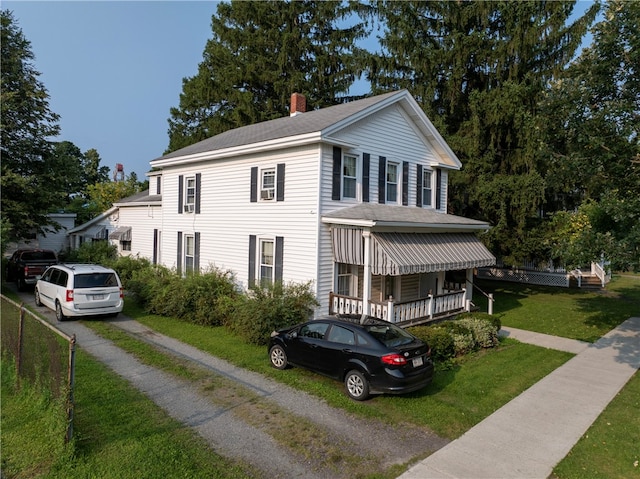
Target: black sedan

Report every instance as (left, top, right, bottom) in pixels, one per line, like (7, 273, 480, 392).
(268, 316, 434, 400)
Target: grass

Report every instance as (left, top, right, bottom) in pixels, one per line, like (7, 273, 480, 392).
(1, 348, 256, 478)
(477, 274, 640, 342)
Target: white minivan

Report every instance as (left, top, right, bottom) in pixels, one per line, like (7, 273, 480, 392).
(35, 264, 124, 321)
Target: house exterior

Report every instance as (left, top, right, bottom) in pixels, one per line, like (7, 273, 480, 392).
(74, 90, 496, 323)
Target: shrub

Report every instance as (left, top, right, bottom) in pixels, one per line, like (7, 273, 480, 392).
(445, 321, 476, 356)
(457, 317, 500, 349)
(226, 281, 319, 345)
(110, 255, 152, 287)
(407, 325, 455, 363)
(143, 267, 237, 326)
(457, 311, 501, 331)
(61, 241, 117, 264)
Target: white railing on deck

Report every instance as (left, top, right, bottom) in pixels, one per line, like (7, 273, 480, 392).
(330, 290, 468, 324)
(592, 262, 611, 287)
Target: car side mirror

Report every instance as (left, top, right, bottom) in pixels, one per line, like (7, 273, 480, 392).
(288, 331, 298, 339)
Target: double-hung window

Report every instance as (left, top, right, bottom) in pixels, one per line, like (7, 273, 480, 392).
(386, 161, 399, 203)
(422, 169, 433, 207)
(184, 176, 196, 213)
(259, 239, 274, 285)
(337, 263, 357, 297)
(184, 234, 195, 273)
(261, 168, 275, 200)
(342, 154, 357, 199)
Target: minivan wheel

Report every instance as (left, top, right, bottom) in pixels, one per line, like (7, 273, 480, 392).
(55, 301, 65, 322)
(345, 370, 370, 401)
(269, 345, 288, 370)
(34, 288, 42, 306)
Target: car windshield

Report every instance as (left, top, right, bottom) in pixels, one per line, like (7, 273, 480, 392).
(74, 273, 118, 288)
(365, 323, 415, 348)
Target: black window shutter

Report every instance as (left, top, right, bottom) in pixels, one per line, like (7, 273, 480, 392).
(177, 231, 183, 275)
(248, 235, 256, 287)
(416, 164, 423, 207)
(276, 163, 285, 201)
(156, 177, 161, 195)
(153, 229, 158, 264)
(194, 232, 201, 272)
(332, 146, 342, 200)
(250, 167, 258, 202)
(178, 175, 183, 214)
(402, 161, 409, 206)
(362, 153, 370, 203)
(195, 173, 201, 214)
(378, 156, 386, 204)
(275, 236, 284, 283)
(436, 169, 442, 210)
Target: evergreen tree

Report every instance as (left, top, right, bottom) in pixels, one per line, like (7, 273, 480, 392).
(1, 10, 63, 243)
(166, 0, 367, 153)
(367, 1, 598, 262)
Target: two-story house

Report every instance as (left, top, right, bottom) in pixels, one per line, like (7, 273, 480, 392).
(75, 90, 495, 323)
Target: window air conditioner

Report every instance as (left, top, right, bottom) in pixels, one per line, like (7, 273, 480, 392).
(184, 204, 195, 213)
(261, 189, 275, 200)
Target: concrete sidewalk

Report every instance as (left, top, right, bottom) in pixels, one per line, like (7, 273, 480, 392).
(399, 316, 640, 479)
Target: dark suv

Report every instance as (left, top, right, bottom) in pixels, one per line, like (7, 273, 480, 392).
(5, 249, 58, 291)
(268, 316, 434, 400)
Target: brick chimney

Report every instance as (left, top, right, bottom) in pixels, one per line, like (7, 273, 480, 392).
(290, 92, 306, 116)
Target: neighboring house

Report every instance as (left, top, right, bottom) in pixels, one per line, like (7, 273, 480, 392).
(6, 213, 76, 256)
(74, 90, 496, 323)
(67, 190, 161, 258)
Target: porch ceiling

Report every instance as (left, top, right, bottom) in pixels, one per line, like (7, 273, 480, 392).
(371, 232, 496, 275)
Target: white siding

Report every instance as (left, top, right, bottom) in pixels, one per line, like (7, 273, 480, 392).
(159, 145, 321, 294)
(117, 205, 161, 258)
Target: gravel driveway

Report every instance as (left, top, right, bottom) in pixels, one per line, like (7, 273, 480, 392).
(14, 287, 448, 478)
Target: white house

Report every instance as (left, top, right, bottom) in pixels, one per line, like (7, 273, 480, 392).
(74, 90, 496, 323)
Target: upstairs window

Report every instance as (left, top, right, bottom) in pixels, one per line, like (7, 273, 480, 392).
(342, 154, 357, 199)
(261, 168, 276, 200)
(185, 177, 196, 212)
(178, 173, 201, 214)
(386, 161, 399, 204)
(422, 169, 433, 207)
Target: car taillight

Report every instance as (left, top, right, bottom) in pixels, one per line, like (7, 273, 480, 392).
(119, 287, 124, 299)
(381, 353, 407, 366)
(65, 290, 74, 302)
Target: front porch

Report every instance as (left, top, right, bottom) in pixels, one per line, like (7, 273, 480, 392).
(330, 288, 470, 326)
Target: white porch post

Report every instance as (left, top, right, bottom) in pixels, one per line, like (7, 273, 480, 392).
(362, 230, 372, 318)
(465, 268, 474, 304)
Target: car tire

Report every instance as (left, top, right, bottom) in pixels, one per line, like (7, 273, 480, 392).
(34, 288, 43, 306)
(345, 370, 370, 401)
(269, 344, 288, 370)
(55, 301, 66, 322)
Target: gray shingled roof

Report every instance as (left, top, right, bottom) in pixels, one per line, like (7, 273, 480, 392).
(154, 91, 402, 161)
(322, 204, 490, 228)
(115, 190, 162, 205)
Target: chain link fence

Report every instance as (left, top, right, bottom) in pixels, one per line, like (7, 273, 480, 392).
(1, 295, 76, 443)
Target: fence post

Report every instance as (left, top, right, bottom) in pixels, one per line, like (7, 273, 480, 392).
(17, 304, 25, 386)
(65, 334, 77, 444)
(488, 293, 494, 315)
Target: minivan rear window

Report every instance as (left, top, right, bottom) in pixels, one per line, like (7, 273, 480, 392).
(74, 273, 119, 288)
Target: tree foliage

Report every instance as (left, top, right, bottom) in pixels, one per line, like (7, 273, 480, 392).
(1, 10, 62, 243)
(166, 0, 368, 153)
(365, 1, 598, 262)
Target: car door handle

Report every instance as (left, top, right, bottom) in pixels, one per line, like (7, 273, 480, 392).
(342, 348, 353, 353)
(310, 344, 318, 348)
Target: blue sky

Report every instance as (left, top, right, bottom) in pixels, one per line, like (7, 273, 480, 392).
(5, 1, 596, 181)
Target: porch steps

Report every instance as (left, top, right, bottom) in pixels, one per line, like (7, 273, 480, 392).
(569, 275, 604, 290)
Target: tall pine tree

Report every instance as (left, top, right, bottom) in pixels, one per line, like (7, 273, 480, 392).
(366, 1, 598, 262)
(167, 0, 367, 153)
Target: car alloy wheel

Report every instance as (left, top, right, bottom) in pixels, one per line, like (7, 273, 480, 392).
(34, 288, 42, 306)
(345, 370, 369, 401)
(55, 301, 65, 322)
(269, 345, 288, 370)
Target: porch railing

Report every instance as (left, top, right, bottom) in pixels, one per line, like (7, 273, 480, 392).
(329, 290, 468, 324)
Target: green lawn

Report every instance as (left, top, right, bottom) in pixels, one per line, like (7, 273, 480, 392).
(478, 274, 640, 342)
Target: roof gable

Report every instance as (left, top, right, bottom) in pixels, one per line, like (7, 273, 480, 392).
(151, 90, 461, 169)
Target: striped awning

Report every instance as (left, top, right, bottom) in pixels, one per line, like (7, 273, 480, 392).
(109, 226, 132, 241)
(331, 226, 365, 265)
(371, 232, 495, 275)
(93, 226, 106, 239)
